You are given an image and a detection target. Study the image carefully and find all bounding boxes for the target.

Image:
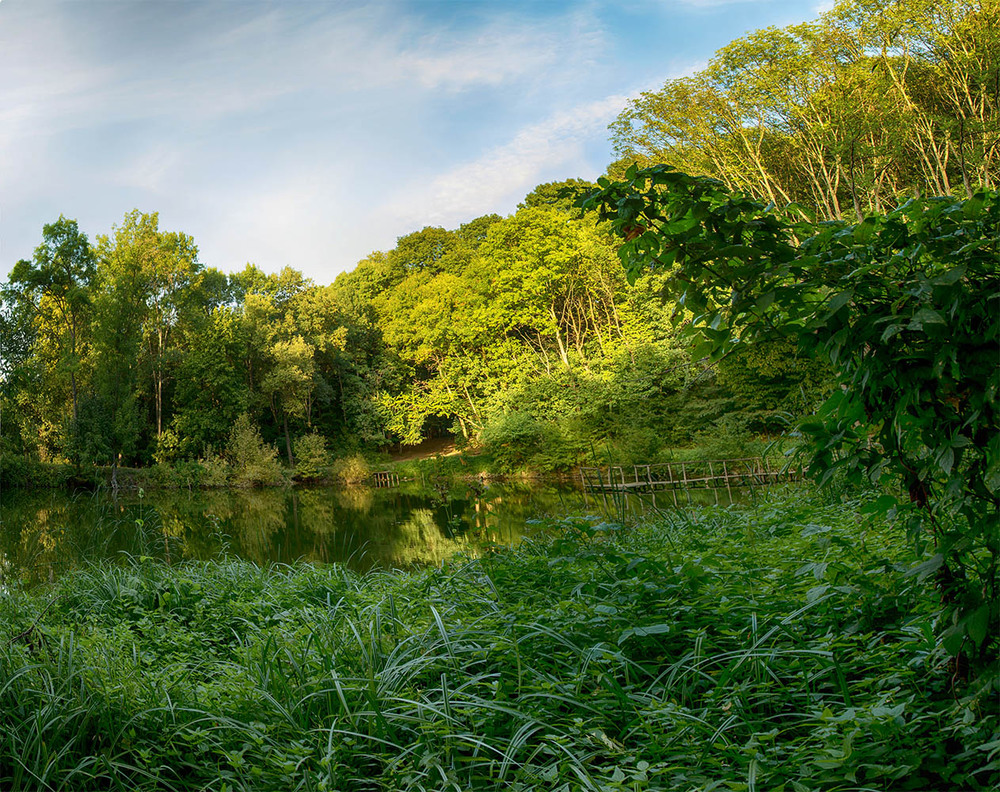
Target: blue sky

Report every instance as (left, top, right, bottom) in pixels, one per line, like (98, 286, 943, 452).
(0, 0, 828, 285)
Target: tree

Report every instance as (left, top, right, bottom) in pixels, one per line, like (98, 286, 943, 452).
(165, 307, 249, 459)
(374, 270, 490, 440)
(387, 226, 472, 275)
(95, 211, 202, 444)
(0, 292, 41, 460)
(477, 207, 628, 371)
(586, 163, 999, 667)
(263, 336, 316, 465)
(8, 217, 96, 426)
(518, 179, 597, 213)
(609, 0, 1000, 221)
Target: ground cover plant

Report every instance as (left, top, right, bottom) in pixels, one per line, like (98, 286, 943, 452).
(1, 489, 997, 791)
(586, 168, 1000, 675)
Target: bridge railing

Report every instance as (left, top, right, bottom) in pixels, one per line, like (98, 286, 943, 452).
(579, 458, 801, 492)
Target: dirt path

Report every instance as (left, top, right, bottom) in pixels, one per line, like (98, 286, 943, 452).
(385, 437, 460, 462)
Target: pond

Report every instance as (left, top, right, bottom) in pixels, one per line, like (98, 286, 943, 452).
(0, 478, 747, 587)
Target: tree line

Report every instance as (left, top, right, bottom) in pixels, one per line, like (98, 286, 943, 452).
(1, 0, 991, 479)
(610, 0, 998, 221)
(1, 180, 816, 478)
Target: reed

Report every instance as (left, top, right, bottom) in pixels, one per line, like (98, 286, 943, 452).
(0, 490, 996, 790)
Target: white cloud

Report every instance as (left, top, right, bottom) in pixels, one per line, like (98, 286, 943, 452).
(385, 93, 629, 229)
(111, 145, 186, 195)
(0, 2, 596, 144)
(670, 0, 764, 6)
(394, 10, 604, 92)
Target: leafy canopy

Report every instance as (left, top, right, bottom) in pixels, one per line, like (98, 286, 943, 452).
(585, 164, 1000, 663)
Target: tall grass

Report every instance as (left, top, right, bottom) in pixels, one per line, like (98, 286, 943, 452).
(0, 490, 997, 790)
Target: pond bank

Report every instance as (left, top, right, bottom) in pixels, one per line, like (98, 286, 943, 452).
(0, 479, 600, 586)
(1, 490, 994, 791)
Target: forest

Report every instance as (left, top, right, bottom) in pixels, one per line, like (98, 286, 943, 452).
(0, 187, 725, 482)
(0, 181, 823, 486)
(1, 0, 996, 486)
(0, 0, 998, 788)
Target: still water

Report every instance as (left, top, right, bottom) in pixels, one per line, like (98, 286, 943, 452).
(0, 479, 740, 587)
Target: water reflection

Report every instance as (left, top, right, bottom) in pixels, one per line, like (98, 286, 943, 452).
(0, 480, 593, 587)
(0, 480, 757, 587)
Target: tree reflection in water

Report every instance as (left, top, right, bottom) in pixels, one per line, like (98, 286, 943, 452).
(0, 480, 595, 585)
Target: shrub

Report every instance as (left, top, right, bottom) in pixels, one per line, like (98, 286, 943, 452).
(226, 414, 284, 487)
(331, 453, 370, 484)
(293, 432, 330, 481)
(152, 427, 183, 466)
(198, 454, 231, 488)
(480, 412, 544, 473)
(693, 413, 766, 460)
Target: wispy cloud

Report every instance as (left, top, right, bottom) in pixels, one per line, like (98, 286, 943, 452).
(0, 0, 821, 280)
(385, 93, 629, 228)
(671, 0, 764, 6)
(0, 3, 598, 145)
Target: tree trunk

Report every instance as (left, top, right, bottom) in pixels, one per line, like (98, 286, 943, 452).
(283, 413, 293, 466)
(549, 304, 570, 367)
(70, 371, 79, 424)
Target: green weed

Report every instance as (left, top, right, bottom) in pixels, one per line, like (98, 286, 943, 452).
(0, 490, 996, 790)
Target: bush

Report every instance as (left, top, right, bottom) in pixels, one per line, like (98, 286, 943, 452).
(226, 414, 284, 487)
(331, 453, 370, 484)
(198, 454, 231, 488)
(480, 412, 544, 473)
(0, 455, 64, 488)
(152, 427, 183, 466)
(693, 413, 766, 459)
(293, 433, 330, 481)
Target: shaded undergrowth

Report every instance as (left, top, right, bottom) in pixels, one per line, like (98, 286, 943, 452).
(1, 491, 997, 790)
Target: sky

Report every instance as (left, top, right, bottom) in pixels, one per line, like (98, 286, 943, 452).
(0, 0, 828, 286)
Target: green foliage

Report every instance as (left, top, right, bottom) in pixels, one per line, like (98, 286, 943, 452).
(587, 163, 1000, 667)
(330, 453, 371, 484)
(197, 454, 232, 488)
(480, 411, 545, 472)
(6, 216, 97, 446)
(226, 413, 284, 488)
(0, 493, 996, 790)
(292, 432, 330, 481)
(388, 225, 470, 274)
(715, 336, 834, 427)
(609, 0, 1000, 221)
(164, 307, 249, 460)
(64, 392, 136, 466)
(0, 456, 71, 489)
(518, 178, 597, 213)
(691, 413, 768, 460)
(4, 175, 806, 478)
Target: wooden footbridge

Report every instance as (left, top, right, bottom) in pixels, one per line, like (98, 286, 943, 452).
(580, 458, 800, 498)
(371, 471, 400, 488)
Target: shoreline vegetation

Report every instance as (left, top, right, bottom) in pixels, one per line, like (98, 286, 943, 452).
(1, 1, 997, 788)
(1, 490, 997, 791)
(0, 438, 780, 492)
